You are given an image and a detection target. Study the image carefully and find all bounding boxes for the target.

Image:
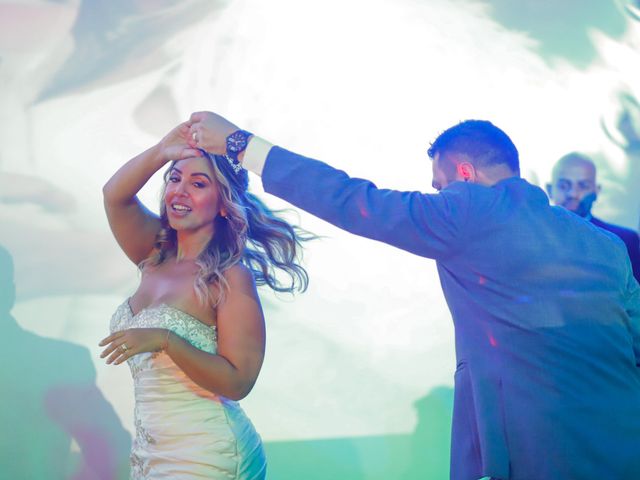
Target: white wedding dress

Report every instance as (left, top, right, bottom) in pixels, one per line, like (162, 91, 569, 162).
(110, 300, 266, 479)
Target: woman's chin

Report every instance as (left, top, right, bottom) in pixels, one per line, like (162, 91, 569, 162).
(167, 218, 214, 235)
(167, 218, 189, 231)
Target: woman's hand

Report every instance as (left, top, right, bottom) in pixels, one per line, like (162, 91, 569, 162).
(99, 328, 170, 365)
(158, 122, 202, 162)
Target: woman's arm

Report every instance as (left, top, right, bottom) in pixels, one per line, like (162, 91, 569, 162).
(167, 264, 266, 400)
(100, 264, 266, 400)
(103, 122, 199, 264)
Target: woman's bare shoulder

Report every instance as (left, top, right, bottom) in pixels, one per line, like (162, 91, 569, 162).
(218, 263, 257, 300)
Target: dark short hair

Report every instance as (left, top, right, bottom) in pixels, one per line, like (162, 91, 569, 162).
(427, 120, 520, 173)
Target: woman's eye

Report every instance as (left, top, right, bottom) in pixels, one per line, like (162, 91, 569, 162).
(193, 182, 205, 188)
(168, 176, 180, 183)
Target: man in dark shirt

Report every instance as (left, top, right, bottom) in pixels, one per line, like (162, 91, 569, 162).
(547, 152, 640, 282)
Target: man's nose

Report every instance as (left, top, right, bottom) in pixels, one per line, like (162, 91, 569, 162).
(565, 184, 577, 197)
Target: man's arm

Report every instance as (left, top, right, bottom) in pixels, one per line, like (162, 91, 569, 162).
(188, 111, 469, 259)
(261, 145, 470, 259)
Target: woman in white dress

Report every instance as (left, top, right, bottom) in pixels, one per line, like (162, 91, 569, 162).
(99, 122, 309, 479)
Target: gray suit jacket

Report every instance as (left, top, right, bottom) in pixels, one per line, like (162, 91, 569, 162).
(261, 147, 640, 479)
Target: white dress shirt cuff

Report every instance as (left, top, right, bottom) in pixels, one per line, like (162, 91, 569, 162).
(242, 136, 273, 176)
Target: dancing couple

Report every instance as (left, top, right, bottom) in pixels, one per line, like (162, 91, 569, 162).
(101, 112, 640, 479)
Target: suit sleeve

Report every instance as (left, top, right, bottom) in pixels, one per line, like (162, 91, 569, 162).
(261, 146, 469, 259)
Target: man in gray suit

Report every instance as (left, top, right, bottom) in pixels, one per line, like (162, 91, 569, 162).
(188, 112, 640, 480)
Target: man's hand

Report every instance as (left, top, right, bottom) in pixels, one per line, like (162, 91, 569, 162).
(188, 111, 239, 155)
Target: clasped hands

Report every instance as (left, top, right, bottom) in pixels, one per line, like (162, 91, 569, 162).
(159, 111, 242, 162)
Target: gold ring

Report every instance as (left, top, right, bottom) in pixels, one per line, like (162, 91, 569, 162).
(121, 343, 129, 352)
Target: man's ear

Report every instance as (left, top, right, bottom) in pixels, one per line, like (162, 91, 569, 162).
(456, 162, 476, 182)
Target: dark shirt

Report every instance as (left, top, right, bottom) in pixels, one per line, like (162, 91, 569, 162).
(591, 216, 640, 283)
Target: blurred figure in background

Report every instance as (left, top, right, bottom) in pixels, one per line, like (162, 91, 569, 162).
(0, 244, 131, 479)
(547, 152, 640, 282)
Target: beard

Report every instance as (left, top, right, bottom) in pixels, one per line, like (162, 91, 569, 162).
(565, 193, 597, 217)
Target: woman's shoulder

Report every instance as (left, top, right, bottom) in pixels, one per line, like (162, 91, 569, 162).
(215, 263, 257, 301)
(224, 263, 255, 286)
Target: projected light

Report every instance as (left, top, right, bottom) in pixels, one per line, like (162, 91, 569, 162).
(619, 0, 640, 20)
(3, 0, 640, 478)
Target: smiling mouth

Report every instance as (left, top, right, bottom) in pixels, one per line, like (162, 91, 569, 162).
(171, 203, 192, 213)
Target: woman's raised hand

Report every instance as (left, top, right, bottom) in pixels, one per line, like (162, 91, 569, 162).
(159, 122, 203, 162)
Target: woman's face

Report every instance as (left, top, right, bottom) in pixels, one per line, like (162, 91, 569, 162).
(164, 156, 224, 233)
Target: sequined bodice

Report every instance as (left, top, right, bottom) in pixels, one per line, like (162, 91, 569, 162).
(109, 299, 218, 397)
(110, 300, 217, 354)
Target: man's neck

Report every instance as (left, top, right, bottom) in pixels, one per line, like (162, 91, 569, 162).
(477, 166, 520, 187)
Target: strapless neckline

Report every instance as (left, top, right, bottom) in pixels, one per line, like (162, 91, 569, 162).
(126, 298, 216, 331)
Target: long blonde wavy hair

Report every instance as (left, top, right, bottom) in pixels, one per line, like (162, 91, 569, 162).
(140, 151, 312, 307)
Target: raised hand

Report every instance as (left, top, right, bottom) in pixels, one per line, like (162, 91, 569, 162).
(188, 111, 239, 154)
(99, 328, 171, 365)
(159, 122, 203, 162)
(617, 94, 640, 150)
(602, 91, 640, 152)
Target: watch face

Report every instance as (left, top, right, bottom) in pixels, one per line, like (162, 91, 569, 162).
(227, 130, 249, 153)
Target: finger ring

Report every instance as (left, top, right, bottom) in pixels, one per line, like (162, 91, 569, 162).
(121, 343, 129, 352)
(192, 131, 198, 142)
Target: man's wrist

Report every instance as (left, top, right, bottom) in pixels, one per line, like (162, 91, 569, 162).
(241, 135, 273, 176)
(237, 135, 254, 164)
